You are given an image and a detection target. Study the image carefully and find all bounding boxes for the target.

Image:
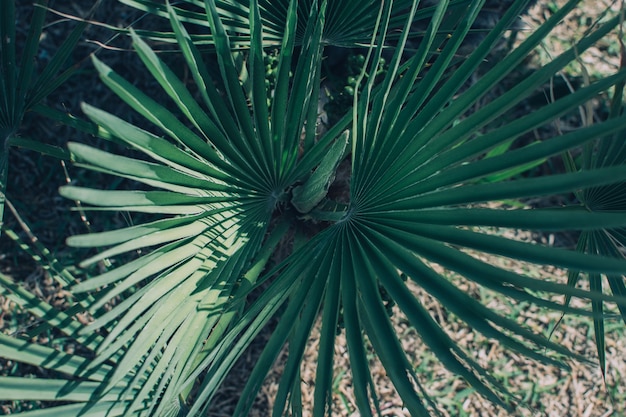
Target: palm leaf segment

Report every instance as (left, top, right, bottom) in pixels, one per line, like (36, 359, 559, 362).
(120, 0, 449, 48)
(1, 0, 96, 226)
(58, 1, 323, 415)
(2, 0, 626, 415)
(564, 66, 626, 377)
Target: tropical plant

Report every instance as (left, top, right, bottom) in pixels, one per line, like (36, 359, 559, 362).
(1, 0, 626, 416)
(0, 0, 100, 226)
(114, 0, 458, 48)
(562, 59, 626, 378)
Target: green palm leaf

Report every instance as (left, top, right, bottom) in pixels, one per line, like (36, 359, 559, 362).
(0, 0, 99, 226)
(118, 0, 460, 48)
(3, 0, 626, 415)
(562, 69, 626, 375)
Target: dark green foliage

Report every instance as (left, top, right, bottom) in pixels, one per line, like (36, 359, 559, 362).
(1, 1, 625, 416)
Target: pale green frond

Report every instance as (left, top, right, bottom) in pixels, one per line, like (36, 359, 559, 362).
(166, 2, 240, 138)
(67, 214, 205, 248)
(79, 104, 233, 182)
(130, 28, 225, 142)
(88, 58, 262, 185)
(69, 142, 232, 194)
(203, 0, 270, 179)
(0, 377, 128, 402)
(0, 333, 113, 382)
(188, 261, 307, 415)
(0, 402, 140, 417)
(59, 186, 236, 209)
(0, 273, 102, 351)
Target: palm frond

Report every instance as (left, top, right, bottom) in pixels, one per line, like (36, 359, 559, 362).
(3, 0, 626, 415)
(0, 0, 96, 226)
(119, 0, 461, 48)
(563, 65, 626, 374)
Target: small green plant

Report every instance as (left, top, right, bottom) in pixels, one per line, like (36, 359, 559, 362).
(0, 0, 99, 226)
(1, 0, 626, 416)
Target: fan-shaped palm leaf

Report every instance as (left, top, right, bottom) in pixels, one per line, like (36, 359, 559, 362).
(110, 0, 476, 49)
(561, 63, 626, 377)
(2, 0, 626, 416)
(0, 0, 99, 226)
